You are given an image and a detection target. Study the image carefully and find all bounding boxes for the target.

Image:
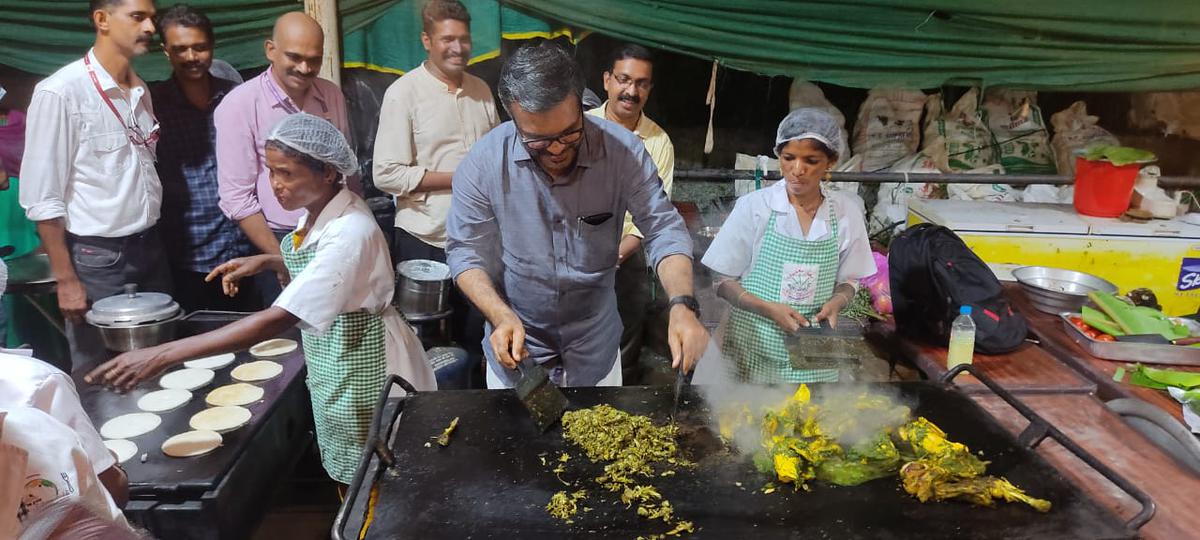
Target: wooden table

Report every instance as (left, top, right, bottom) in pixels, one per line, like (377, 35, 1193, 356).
(887, 300, 1200, 538)
(974, 393, 1200, 539)
(1006, 283, 1200, 422)
(886, 322, 1097, 395)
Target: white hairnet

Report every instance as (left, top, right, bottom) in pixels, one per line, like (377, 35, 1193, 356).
(774, 107, 846, 160)
(266, 113, 358, 176)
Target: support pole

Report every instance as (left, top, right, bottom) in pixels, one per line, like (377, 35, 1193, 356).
(304, 0, 341, 86)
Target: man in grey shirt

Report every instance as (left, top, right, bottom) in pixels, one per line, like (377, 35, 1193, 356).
(446, 42, 708, 388)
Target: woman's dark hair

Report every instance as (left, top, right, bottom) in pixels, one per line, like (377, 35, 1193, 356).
(265, 139, 336, 179)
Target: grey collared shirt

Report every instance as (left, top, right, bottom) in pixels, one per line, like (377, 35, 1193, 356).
(446, 115, 692, 386)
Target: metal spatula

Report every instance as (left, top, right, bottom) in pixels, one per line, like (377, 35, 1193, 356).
(514, 361, 568, 432)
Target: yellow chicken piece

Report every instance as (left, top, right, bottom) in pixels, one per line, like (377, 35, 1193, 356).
(773, 453, 801, 483)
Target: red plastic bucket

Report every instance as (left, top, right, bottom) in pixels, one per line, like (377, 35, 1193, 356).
(1073, 157, 1140, 218)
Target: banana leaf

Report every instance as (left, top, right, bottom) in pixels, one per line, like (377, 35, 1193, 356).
(1127, 364, 1200, 390)
(1088, 292, 1188, 340)
(1081, 306, 1123, 336)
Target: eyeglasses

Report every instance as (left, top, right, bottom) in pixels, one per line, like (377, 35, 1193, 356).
(518, 118, 586, 152)
(127, 120, 160, 149)
(612, 74, 652, 92)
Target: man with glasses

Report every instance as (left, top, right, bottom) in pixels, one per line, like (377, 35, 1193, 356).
(20, 0, 170, 369)
(446, 42, 708, 389)
(587, 43, 675, 383)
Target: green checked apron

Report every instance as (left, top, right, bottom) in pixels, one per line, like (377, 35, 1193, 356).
(281, 233, 386, 484)
(723, 206, 840, 383)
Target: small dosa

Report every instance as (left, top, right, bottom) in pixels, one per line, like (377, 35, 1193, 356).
(231, 361, 283, 382)
(137, 388, 192, 413)
(184, 353, 237, 370)
(162, 430, 222, 458)
(206, 383, 264, 407)
(250, 338, 297, 358)
(100, 413, 161, 439)
(189, 406, 252, 433)
(159, 368, 215, 391)
(103, 439, 138, 463)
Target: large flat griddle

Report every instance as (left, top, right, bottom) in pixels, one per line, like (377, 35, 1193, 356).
(74, 315, 308, 498)
(340, 371, 1150, 540)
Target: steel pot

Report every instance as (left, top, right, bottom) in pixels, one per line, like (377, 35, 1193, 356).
(395, 260, 451, 320)
(85, 284, 183, 352)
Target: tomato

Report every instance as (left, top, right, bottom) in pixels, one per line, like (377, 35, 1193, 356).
(1095, 334, 1116, 342)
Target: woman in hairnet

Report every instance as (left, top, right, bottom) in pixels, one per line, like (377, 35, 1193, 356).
(86, 113, 436, 485)
(697, 108, 875, 384)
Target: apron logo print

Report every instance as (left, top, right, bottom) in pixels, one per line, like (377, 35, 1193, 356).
(780, 263, 820, 305)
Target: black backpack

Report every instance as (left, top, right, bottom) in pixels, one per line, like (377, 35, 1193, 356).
(888, 223, 1028, 354)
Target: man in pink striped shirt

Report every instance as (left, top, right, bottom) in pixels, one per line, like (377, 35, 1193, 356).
(214, 11, 357, 303)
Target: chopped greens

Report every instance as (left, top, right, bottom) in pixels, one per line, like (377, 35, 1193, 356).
(546, 489, 587, 522)
(545, 404, 696, 537)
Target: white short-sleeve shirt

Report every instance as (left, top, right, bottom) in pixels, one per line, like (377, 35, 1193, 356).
(0, 353, 115, 476)
(273, 189, 436, 391)
(702, 181, 876, 286)
(0, 407, 128, 534)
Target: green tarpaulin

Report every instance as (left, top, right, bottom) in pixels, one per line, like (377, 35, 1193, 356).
(0, 0, 397, 80)
(503, 0, 1200, 91)
(3, 1, 1200, 90)
(343, 0, 576, 75)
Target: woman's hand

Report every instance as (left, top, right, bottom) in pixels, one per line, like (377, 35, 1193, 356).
(762, 302, 809, 334)
(813, 292, 851, 328)
(205, 255, 281, 297)
(84, 346, 172, 392)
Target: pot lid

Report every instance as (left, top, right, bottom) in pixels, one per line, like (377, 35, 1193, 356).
(86, 284, 181, 326)
(396, 259, 450, 281)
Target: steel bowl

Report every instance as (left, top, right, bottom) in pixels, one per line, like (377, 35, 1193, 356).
(1011, 266, 1118, 315)
(92, 313, 184, 352)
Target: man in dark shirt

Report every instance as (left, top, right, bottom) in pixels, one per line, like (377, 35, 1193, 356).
(152, 5, 257, 312)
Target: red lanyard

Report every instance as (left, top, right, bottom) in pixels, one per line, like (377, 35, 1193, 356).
(83, 54, 158, 148)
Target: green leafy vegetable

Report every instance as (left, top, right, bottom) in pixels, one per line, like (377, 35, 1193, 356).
(1081, 306, 1123, 336)
(1081, 145, 1156, 166)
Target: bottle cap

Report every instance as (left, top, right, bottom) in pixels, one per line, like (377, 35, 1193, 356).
(960, 305, 972, 315)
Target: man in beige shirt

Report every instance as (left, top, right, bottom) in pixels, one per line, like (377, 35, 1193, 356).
(586, 43, 676, 383)
(373, 0, 497, 358)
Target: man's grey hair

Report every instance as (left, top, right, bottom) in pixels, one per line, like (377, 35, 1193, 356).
(497, 41, 585, 114)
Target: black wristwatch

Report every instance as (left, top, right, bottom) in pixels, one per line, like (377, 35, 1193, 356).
(667, 295, 701, 318)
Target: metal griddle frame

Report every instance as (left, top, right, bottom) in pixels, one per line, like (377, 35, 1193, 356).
(332, 365, 1156, 540)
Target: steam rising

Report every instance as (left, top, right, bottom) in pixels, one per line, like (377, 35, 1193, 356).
(692, 338, 912, 454)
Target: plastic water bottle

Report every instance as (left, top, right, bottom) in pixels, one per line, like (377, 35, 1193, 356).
(755, 155, 768, 190)
(947, 306, 976, 369)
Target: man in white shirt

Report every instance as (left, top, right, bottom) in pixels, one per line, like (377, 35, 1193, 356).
(374, 0, 498, 357)
(0, 407, 133, 538)
(0, 352, 128, 509)
(19, 0, 170, 370)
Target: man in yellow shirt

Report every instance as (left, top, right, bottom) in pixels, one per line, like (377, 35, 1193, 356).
(586, 43, 675, 383)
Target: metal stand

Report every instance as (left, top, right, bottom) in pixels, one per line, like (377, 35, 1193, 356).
(941, 364, 1156, 531)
